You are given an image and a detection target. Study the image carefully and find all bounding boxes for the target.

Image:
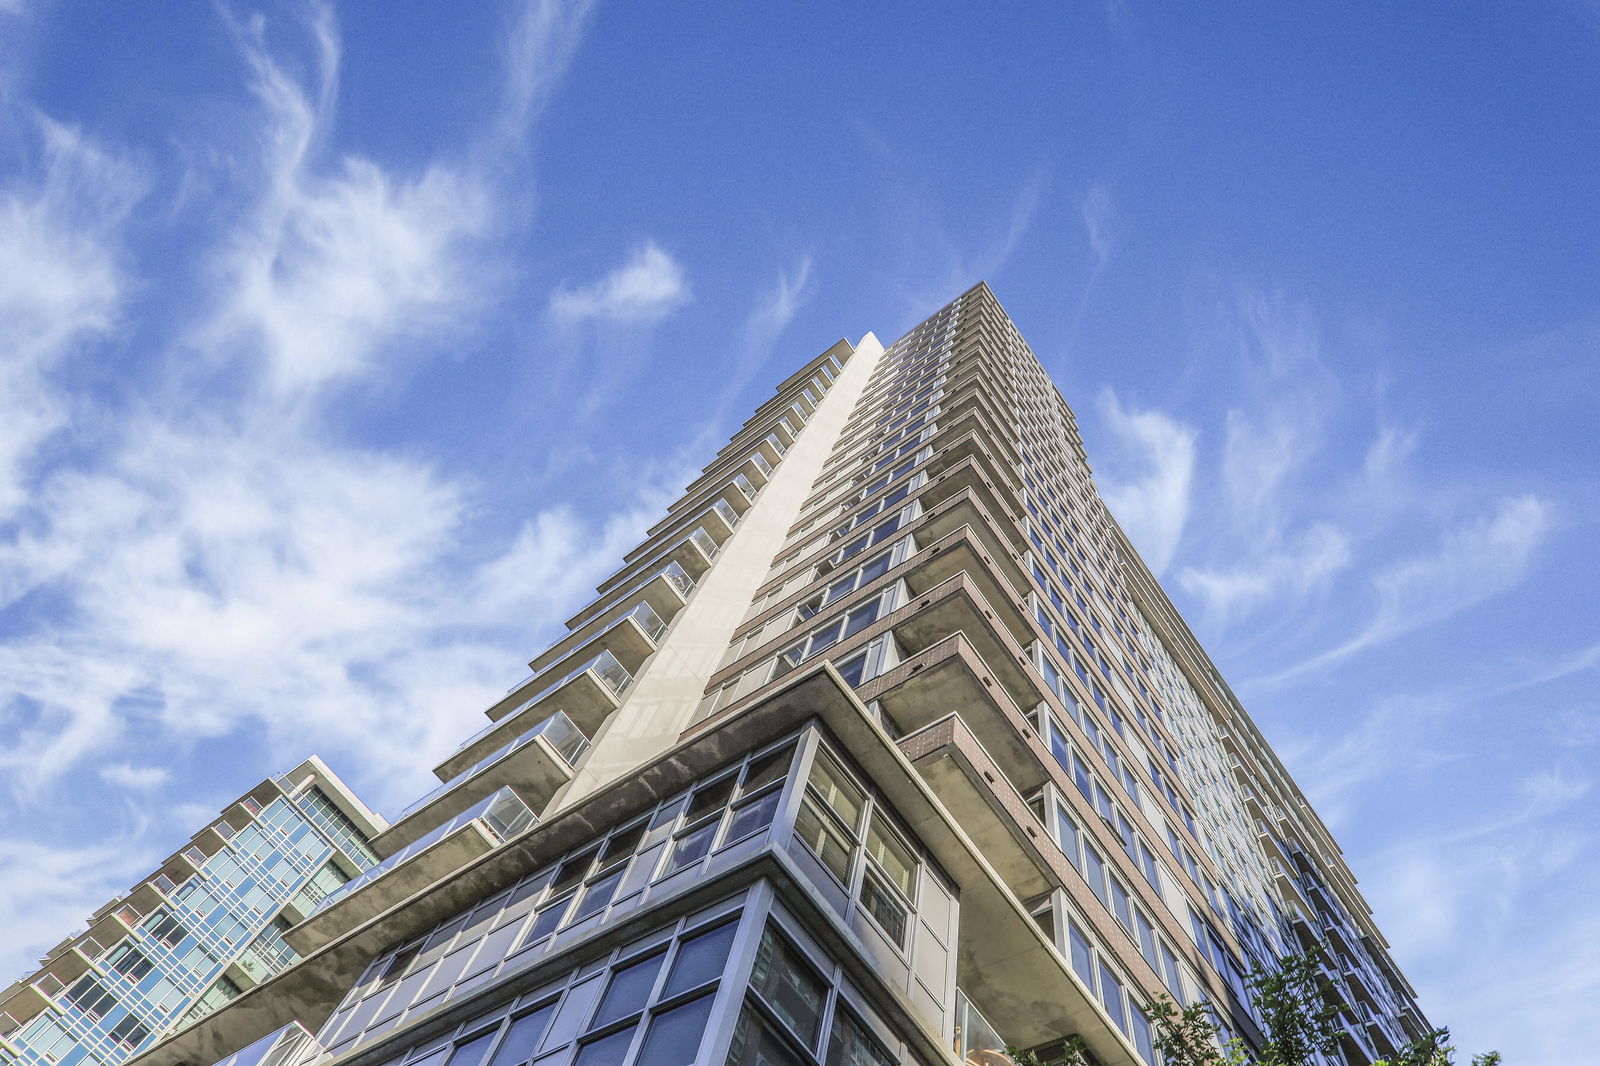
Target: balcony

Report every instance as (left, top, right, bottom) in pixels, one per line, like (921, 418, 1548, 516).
(524, 598, 669, 682)
(285, 788, 537, 954)
(439, 649, 633, 779)
(384, 712, 589, 852)
(592, 523, 721, 602)
(1272, 860, 1315, 918)
(563, 558, 697, 638)
(197, 1022, 321, 1066)
(953, 990, 1023, 1066)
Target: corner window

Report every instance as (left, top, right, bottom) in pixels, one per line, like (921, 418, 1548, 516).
(749, 927, 827, 1047)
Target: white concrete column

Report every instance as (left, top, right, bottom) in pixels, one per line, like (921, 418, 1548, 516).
(553, 333, 885, 809)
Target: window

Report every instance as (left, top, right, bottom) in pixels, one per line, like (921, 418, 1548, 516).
(592, 951, 666, 1029)
(794, 752, 863, 884)
(1098, 961, 1128, 1034)
(107, 1014, 152, 1052)
(486, 1005, 556, 1066)
(724, 744, 793, 844)
(727, 1010, 806, 1066)
(774, 597, 888, 679)
(107, 944, 155, 982)
(858, 813, 915, 946)
(64, 975, 117, 1020)
(143, 908, 188, 947)
(749, 927, 827, 1047)
(1083, 844, 1108, 906)
(663, 921, 737, 998)
(825, 1009, 895, 1066)
(1067, 920, 1094, 986)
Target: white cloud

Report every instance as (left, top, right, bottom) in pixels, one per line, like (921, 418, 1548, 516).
(0, 0, 612, 807)
(1357, 771, 1599, 1064)
(740, 256, 813, 355)
(549, 242, 690, 327)
(0, 838, 153, 978)
(206, 4, 493, 398)
(1081, 182, 1117, 262)
(99, 763, 170, 790)
(1094, 390, 1197, 573)
(1273, 495, 1550, 679)
(492, 0, 596, 151)
(0, 116, 141, 518)
(1179, 521, 1349, 620)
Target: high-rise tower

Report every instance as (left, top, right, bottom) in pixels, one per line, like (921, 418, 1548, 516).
(43, 284, 1425, 1066)
(0, 760, 384, 1066)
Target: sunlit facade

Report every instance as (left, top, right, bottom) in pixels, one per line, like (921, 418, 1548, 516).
(45, 284, 1426, 1066)
(0, 760, 383, 1066)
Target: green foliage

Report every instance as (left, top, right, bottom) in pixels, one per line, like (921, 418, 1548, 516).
(1004, 1032, 1091, 1066)
(1372, 1026, 1503, 1066)
(1247, 948, 1342, 1066)
(1113, 952, 1502, 1066)
(1139, 994, 1248, 1066)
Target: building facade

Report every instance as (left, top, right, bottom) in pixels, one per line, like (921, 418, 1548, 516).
(0, 760, 385, 1066)
(102, 284, 1422, 1066)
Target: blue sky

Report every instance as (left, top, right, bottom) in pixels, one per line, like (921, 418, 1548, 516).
(1, 2, 1595, 1061)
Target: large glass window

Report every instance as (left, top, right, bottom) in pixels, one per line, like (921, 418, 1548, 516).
(749, 928, 827, 1047)
(794, 753, 863, 884)
(859, 815, 915, 947)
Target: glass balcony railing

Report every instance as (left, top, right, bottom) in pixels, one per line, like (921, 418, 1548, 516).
(952, 990, 1019, 1066)
(198, 1022, 321, 1066)
(732, 474, 757, 502)
(461, 650, 635, 752)
(660, 560, 696, 598)
(313, 789, 536, 916)
(689, 527, 720, 561)
(711, 498, 740, 529)
(404, 711, 589, 817)
(622, 600, 668, 642)
(750, 451, 773, 478)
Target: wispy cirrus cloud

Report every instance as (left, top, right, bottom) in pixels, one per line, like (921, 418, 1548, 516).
(208, 4, 493, 398)
(0, 115, 142, 518)
(1178, 522, 1349, 622)
(491, 0, 597, 153)
(99, 763, 171, 790)
(1094, 389, 1197, 573)
(1267, 494, 1550, 682)
(0, 0, 664, 983)
(693, 256, 818, 430)
(550, 241, 690, 327)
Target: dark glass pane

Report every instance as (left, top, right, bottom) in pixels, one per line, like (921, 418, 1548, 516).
(488, 1005, 557, 1066)
(1098, 962, 1127, 1033)
(525, 896, 573, 945)
(724, 790, 780, 843)
(571, 1025, 636, 1066)
(858, 873, 908, 946)
(726, 1008, 805, 1066)
(686, 776, 736, 824)
(598, 824, 646, 870)
(834, 653, 868, 689)
(740, 745, 795, 794)
(590, 951, 665, 1030)
(825, 1009, 894, 1066)
(446, 1030, 498, 1066)
(663, 921, 738, 997)
(750, 928, 826, 1045)
(570, 868, 626, 923)
(1068, 922, 1094, 985)
(634, 992, 714, 1066)
(552, 852, 596, 894)
(663, 821, 717, 875)
(841, 601, 879, 639)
